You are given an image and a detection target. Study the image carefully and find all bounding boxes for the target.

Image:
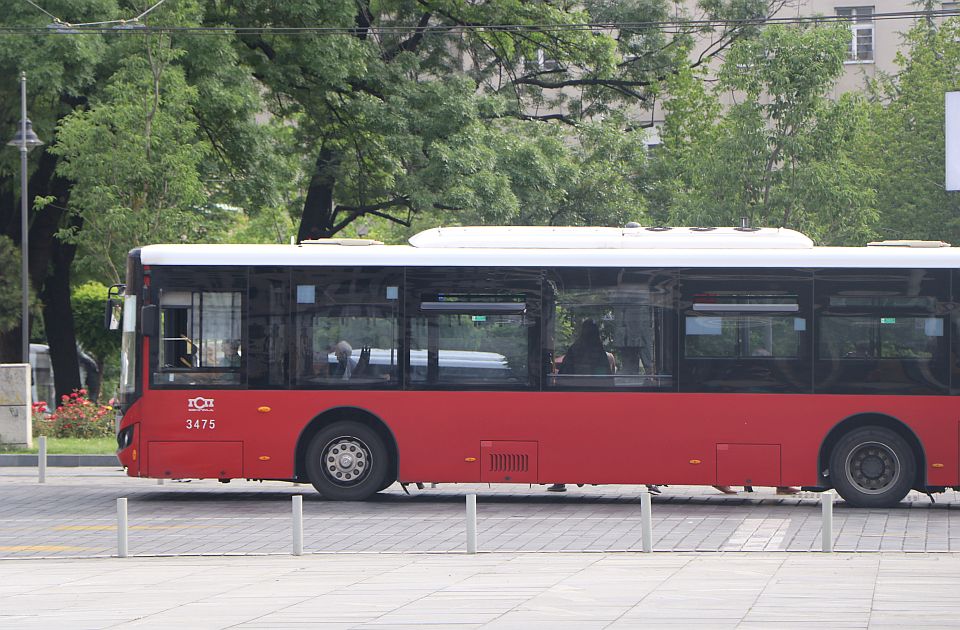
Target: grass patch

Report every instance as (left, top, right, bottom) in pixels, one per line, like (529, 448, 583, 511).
(0, 437, 116, 455)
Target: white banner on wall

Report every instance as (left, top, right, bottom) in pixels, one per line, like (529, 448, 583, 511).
(947, 92, 960, 191)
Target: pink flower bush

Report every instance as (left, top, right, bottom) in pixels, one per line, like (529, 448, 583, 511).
(33, 389, 113, 439)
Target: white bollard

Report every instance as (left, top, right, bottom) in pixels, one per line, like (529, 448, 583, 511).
(466, 494, 478, 554)
(640, 489, 653, 553)
(292, 495, 304, 556)
(38, 436, 47, 484)
(117, 498, 128, 558)
(821, 490, 834, 553)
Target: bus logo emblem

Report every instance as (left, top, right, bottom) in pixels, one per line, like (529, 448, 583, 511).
(187, 397, 215, 412)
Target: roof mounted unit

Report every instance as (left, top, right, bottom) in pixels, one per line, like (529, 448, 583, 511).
(867, 240, 952, 248)
(408, 226, 814, 249)
(300, 238, 384, 246)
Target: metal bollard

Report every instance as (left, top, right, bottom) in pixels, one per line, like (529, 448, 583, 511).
(466, 494, 477, 554)
(640, 489, 653, 553)
(292, 495, 304, 556)
(821, 490, 834, 553)
(38, 436, 47, 484)
(117, 498, 128, 558)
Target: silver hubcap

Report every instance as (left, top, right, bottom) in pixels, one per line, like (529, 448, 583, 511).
(323, 436, 371, 485)
(844, 441, 900, 494)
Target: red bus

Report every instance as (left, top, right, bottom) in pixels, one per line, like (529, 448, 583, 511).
(111, 226, 960, 507)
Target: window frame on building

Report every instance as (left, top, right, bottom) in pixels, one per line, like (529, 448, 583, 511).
(836, 6, 875, 64)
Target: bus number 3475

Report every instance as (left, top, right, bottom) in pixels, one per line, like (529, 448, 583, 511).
(185, 419, 216, 430)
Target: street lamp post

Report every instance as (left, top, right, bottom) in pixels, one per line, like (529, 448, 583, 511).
(7, 72, 44, 364)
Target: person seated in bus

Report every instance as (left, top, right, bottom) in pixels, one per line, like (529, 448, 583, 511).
(329, 340, 358, 379)
(558, 319, 615, 376)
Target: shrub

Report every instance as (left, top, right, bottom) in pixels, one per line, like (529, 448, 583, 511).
(31, 401, 50, 437)
(33, 389, 113, 439)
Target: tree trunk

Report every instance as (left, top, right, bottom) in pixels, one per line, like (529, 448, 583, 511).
(23, 150, 83, 407)
(41, 238, 82, 406)
(297, 146, 341, 241)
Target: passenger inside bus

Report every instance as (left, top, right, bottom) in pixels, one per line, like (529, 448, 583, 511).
(557, 319, 616, 376)
(328, 340, 358, 379)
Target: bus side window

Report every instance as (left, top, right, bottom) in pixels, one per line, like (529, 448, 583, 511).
(159, 292, 195, 369)
(154, 289, 243, 386)
(406, 267, 541, 389)
(815, 268, 949, 395)
(546, 267, 676, 390)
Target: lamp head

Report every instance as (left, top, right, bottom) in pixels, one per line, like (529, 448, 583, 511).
(7, 118, 44, 150)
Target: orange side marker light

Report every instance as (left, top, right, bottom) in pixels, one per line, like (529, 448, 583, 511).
(257, 406, 271, 413)
(689, 459, 701, 465)
(932, 463, 945, 468)
(259, 456, 271, 461)
(465, 457, 477, 462)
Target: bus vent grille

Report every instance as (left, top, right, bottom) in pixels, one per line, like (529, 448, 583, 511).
(488, 453, 529, 473)
(479, 440, 538, 483)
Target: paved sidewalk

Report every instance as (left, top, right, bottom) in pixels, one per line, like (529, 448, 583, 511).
(2, 468, 960, 558)
(1, 552, 958, 629)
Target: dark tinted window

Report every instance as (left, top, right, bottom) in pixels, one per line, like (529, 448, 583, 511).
(150, 268, 246, 388)
(292, 268, 401, 389)
(679, 270, 813, 393)
(406, 268, 540, 389)
(814, 268, 949, 395)
(248, 269, 290, 389)
(545, 268, 676, 390)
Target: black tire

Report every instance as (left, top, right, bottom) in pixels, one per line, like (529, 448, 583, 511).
(305, 421, 389, 500)
(829, 426, 915, 508)
(377, 474, 398, 492)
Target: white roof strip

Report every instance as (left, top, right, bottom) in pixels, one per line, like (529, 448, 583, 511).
(138, 243, 960, 269)
(408, 226, 814, 249)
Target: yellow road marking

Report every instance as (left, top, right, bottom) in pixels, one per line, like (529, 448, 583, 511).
(53, 524, 216, 531)
(0, 545, 89, 552)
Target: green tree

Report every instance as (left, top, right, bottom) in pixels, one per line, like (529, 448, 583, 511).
(866, 17, 960, 242)
(0, 1, 291, 402)
(208, 0, 783, 239)
(652, 25, 878, 244)
(0, 236, 21, 334)
(0, 0, 114, 391)
(71, 281, 120, 401)
(52, 35, 209, 283)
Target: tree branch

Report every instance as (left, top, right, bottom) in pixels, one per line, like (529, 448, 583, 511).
(329, 197, 414, 233)
(516, 112, 579, 126)
(383, 12, 432, 61)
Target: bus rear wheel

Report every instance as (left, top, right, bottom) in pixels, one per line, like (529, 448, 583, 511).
(305, 422, 388, 501)
(829, 426, 915, 508)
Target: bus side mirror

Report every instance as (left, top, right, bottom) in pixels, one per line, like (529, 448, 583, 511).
(105, 300, 121, 330)
(105, 283, 125, 330)
(141, 305, 159, 337)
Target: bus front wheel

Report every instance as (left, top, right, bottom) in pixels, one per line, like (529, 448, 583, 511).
(305, 422, 389, 501)
(829, 426, 915, 508)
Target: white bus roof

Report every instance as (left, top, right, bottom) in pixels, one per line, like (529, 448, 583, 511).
(408, 226, 815, 249)
(138, 226, 960, 269)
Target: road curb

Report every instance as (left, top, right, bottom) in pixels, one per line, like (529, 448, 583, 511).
(0, 454, 119, 467)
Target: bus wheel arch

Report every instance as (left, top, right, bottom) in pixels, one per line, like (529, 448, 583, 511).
(818, 413, 925, 507)
(295, 407, 399, 498)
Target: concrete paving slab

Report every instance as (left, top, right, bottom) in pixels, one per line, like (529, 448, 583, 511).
(4, 553, 959, 629)
(4, 467, 960, 559)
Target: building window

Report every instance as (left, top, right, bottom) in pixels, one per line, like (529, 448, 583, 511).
(837, 7, 874, 62)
